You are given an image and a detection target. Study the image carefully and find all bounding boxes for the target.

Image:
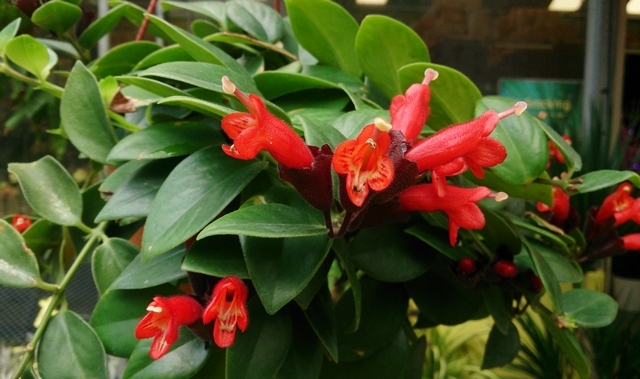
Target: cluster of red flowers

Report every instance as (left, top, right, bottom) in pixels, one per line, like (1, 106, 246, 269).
(135, 276, 248, 359)
(219, 71, 524, 245)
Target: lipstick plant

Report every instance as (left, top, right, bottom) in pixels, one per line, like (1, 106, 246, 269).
(0, 1, 637, 378)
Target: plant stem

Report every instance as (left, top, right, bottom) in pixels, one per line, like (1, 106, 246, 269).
(108, 110, 143, 132)
(10, 222, 108, 379)
(136, 0, 160, 41)
(0, 63, 64, 97)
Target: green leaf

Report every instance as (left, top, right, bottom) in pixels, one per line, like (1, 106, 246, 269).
(295, 115, 346, 150)
(110, 245, 186, 290)
(38, 311, 107, 379)
(332, 109, 389, 140)
(562, 289, 617, 328)
(301, 65, 364, 95)
(146, 14, 247, 75)
(466, 170, 553, 204)
(241, 233, 331, 314)
(295, 256, 332, 310)
(90, 285, 181, 357)
(479, 207, 522, 255)
(535, 117, 582, 172)
(577, 170, 640, 193)
(200, 203, 328, 238)
(540, 313, 590, 379)
(523, 240, 582, 283)
(8, 156, 82, 226)
(349, 224, 435, 283)
(161, 1, 227, 29)
(123, 330, 210, 379)
(355, 15, 429, 99)
(78, 3, 128, 49)
(335, 276, 408, 362)
(158, 96, 235, 118)
(525, 239, 564, 312)
(303, 286, 339, 363)
(99, 160, 149, 195)
(476, 97, 549, 184)
(92, 238, 139, 294)
(481, 321, 520, 369)
(483, 286, 513, 335)
(226, 0, 284, 43)
(108, 0, 173, 41)
(254, 71, 341, 100)
(284, 0, 361, 77)
(0, 219, 42, 288)
(22, 218, 62, 257)
(118, 76, 189, 99)
(107, 122, 223, 162)
(399, 63, 481, 131)
(182, 235, 249, 279)
(0, 18, 20, 58)
(142, 147, 265, 260)
(90, 41, 161, 79)
(61, 61, 117, 165)
(31, 0, 82, 35)
(405, 224, 477, 260)
(275, 309, 323, 379)
(5, 34, 54, 81)
(332, 238, 362, 332)
(132, 44, 196, 71)
(226, 297, 292, 379)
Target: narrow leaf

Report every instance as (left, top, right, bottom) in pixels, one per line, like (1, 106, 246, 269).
(577, 170, 640, 193)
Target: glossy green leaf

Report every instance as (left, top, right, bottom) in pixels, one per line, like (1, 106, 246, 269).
(301, 65, 364, 94)
(200, 203, 327, 238)
(332, 109, 389, 140)
(577, 170, 640, 193)
(159, 96, 235, 118)
(161, 1, 227, 29)
(479, 207, 522, 255)
(525, 239, 564, 312)
(110, 245, 186, 290)
(0, 219, 42, 288)
(349, 224, 435, 283)
(123, 330, 209, 379)
(5, 34, 53, 81)
(524, 240, 582, 283)
(226, 297, 292, 379)
(399, 62, 481, 131)
(483, 286, 513, 335)
(99, 160, 149, 196)
(563, 289, 617, 328)
(147, 14, 247, 75)
(226, 0, 283, 43)
(336, 276, 408, 362)
(254, 71, 342, 100)
(405, 224, 477, 260)
(535, 117, 582, 172)
(0, 18, 20, 57)
(31, 0, 82, 35)
(108, 122, 222, 162)
(466, 170, 553, 204)
(90, 285, 181, 357)
(142, 147, 265, 260)
(276, 309, 324, 379)
(22, 218, 62, 257)
(38, 310, 107, 379)
(332, 238, 362, 332)
(295, 256, 332, 310)
(476, 97, 548, 184)
(61, 62, 117, 164)
(540, 313, 590, 379)
(78, 3, 128, 49)
(355, 15, 429, 99)
(190, 349, 225, 379)
(295, 115, 346, 150)
(481, 321, 520, 369)
(8, 156, 82, 226)
(132, 44, 196, 71)
(90, 41, 160, 79)
(303, 286, 339, 363)
(400, 336, 427, 379)
(284, 0, 361, 77)
(92, 238, 139, 294)
(182, 235, 249, 279)
(241, 233, 331, 314)
(117, 76, 189, 99)
(321, 328, 410, 379)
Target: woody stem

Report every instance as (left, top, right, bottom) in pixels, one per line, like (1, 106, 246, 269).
(136, 0, 160, 41)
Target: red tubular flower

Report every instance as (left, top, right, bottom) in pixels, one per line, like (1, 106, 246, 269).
(613, 198, 640, 226)
(332, 118, 395, 207)
(595, 182, 635, 225)
(220, 76, 313, 169)
(536, 186, 570, 226)
(389, 68, 438, 142)
(135, 296, 203, 359)
(203, 276, 249, 348)
(11, 214, 32, 233)
(622, 233, 640, 250)
(398, 183, 507, 245)
(405, 102, 527, 196)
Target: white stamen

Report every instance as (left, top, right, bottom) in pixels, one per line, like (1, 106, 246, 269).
(374, 117, 392, 132)
(146, 305, 163, 313)
(222, 76, 236, 94)
(494, 192, 509, 202)
(423, 68, 439, 84)
(514, 101, 527, 116)
(365, 138, 377, 149)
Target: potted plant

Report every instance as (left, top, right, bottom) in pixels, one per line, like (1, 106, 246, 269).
(0, 0, 637, 378)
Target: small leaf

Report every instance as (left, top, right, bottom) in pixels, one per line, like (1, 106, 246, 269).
(577, 170, 640, 193)
(303, 286, 339, 363)
(31, 0, 82, 35)
(525, 239, 564, 312)
(562, 289, 618, 328)
(89, 41, 161, 79)
(0, 219, 42, 288)
(295, 115, 346, 150)
(355, 15, 430, 99)
(284, 0, 361, 77)
(78, 3, 128, 49)
(8, 156, 82, 226)
(540, 313, 590, 379)
(182, 235, 249, 279)
(38, 310, 107, 379)
(61, 61, 117, 165)
(110, 245, 186, 290)
(92, 238, 139, 294)
(5, 34, 53, 81)
(481, 321, 520, 369)
(483, 286, 513, 335)
(226, 297, 292, 379)
(0, 18, 21, 57)
(226, 0, 284, 43)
